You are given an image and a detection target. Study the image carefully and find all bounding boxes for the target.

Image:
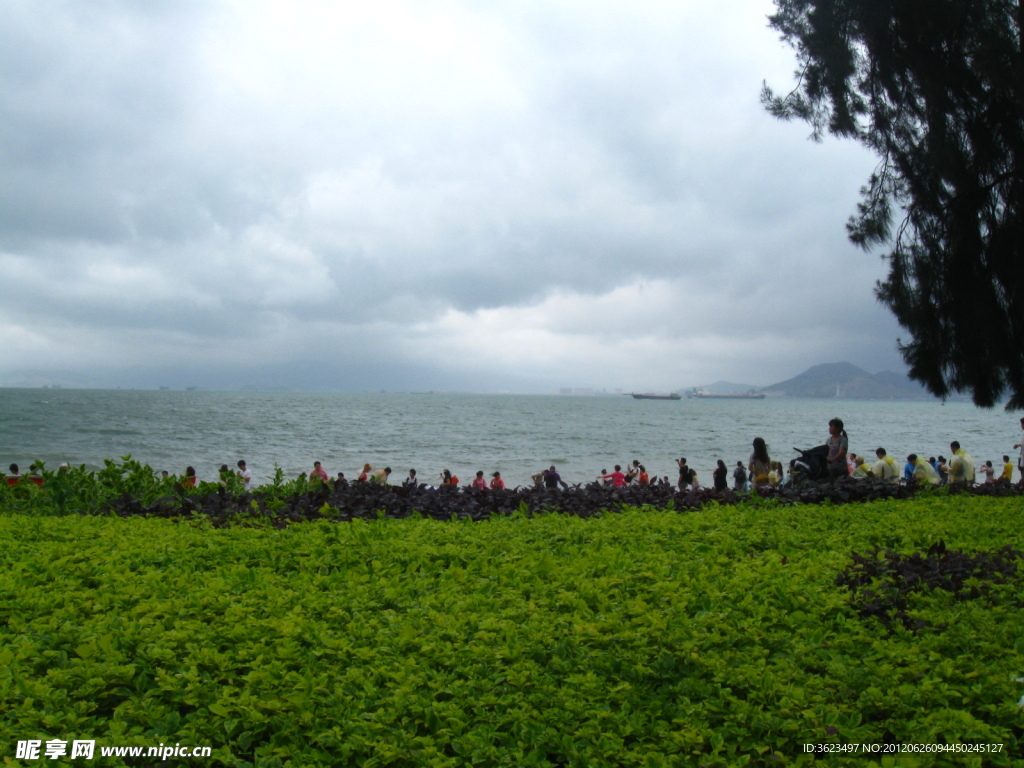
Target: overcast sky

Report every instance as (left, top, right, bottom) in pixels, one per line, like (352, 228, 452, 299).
(0, 0, 906, 392)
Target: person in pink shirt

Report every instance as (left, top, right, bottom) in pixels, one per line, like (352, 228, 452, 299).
(309, 461, 330, 484)
(599, 465, 627, 487)
(471, 471, 488, 489)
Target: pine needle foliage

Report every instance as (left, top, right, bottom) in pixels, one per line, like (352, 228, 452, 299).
(763, 0, 1024, 408)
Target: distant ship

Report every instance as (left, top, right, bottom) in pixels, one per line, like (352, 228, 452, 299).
(628, 392, 682, 400)
(687, 389, 765, 400)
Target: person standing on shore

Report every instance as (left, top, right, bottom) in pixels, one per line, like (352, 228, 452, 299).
(748, 439, 771, 489)
(1002, 456, 1014, 482)
(542, 465, 568, 490)
(826, 418, 849, 482)
(676, 458, 695, 490)
(732, 461, 747, 491)
(309, 461, 329, 484)
(236, 460, 252, 491)
(637, 465, 650, 486)
(713, 460, 728, 491)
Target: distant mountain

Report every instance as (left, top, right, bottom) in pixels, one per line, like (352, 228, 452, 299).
(761, 362, 933, 400)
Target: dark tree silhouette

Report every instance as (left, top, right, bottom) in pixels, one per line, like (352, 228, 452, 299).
(762, 0, 1024, 409)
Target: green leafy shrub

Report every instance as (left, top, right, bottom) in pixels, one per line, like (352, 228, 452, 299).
(0, 496, 1021, 766)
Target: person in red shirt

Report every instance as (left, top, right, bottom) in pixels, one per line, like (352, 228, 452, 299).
(599, 465, 627, 487)
(309, 461, 330, 484)
(182, 466, 197, 488)
(490, 471, 506, 490)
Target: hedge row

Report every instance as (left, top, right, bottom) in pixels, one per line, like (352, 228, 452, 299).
(4, 458, 1023, 526)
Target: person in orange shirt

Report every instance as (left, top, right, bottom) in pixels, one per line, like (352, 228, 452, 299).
(490, 471, 505, 490)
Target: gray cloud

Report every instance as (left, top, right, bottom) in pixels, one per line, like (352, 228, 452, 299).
(0, 0, 907, 392)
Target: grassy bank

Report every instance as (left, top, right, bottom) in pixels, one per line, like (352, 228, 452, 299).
(2, 496, 1022, 767)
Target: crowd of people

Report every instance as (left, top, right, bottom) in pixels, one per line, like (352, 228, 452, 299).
(3, 463, 44, 487)
(736, 416, 1024, 490)
(7, 417, 1024, 494)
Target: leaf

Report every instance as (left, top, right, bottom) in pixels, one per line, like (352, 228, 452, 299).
(75, 643, 96, 659)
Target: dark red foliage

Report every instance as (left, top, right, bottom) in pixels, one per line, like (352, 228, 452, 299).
(836, 540, 1022, 632)
(96, 475, 1024, 527)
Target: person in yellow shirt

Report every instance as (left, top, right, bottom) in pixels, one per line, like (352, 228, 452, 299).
(1002, 455, 1014, 482)
(851, 455, 873, 478)
(947, 441, 975, 486)
(871, 447, 898, 482)
(908, 454, 941, 485)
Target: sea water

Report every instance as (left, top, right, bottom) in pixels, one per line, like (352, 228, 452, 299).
(0, 388, 1018, 487)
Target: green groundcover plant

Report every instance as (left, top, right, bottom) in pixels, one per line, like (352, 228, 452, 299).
(1, 495, 1022, 767)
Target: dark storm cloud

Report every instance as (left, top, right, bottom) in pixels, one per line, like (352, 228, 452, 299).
(0, 0, 905, 391)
